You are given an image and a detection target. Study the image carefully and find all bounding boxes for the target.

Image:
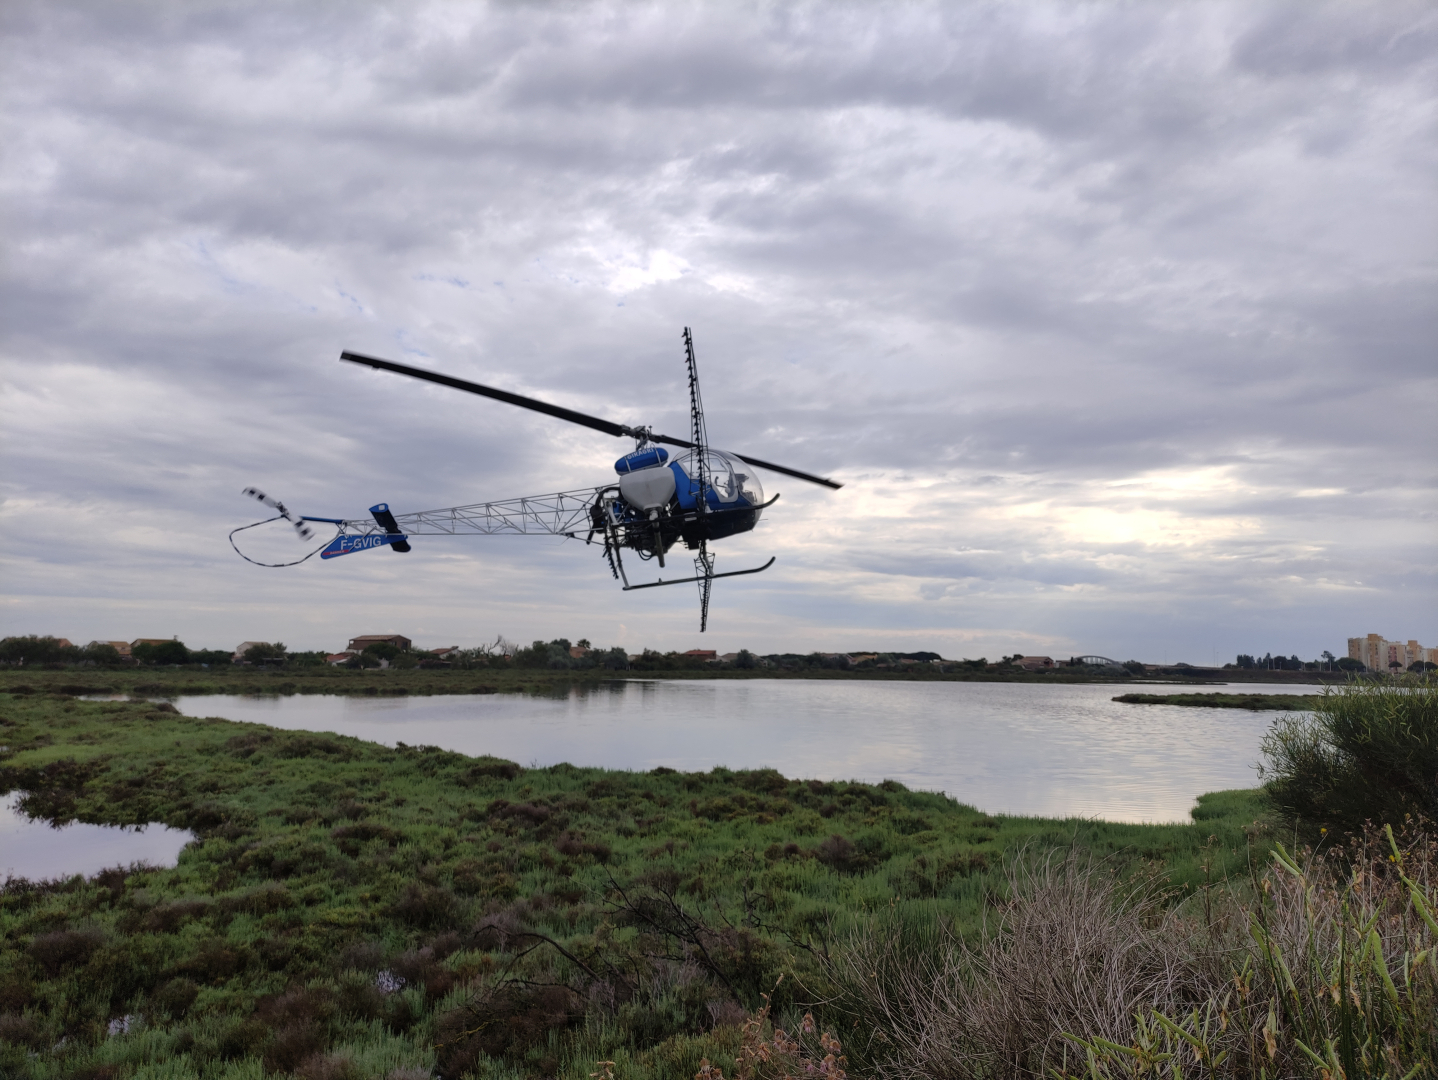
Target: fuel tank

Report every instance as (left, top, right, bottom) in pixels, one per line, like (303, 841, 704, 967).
(618, 463, 678, 510)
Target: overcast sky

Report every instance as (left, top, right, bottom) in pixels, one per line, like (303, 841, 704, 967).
(2, 1, 1434, 662)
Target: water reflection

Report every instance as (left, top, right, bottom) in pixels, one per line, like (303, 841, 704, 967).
(174, 681, 1318, 824)
(0, 795, 195, 882)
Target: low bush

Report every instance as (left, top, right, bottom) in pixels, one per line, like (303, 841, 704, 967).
(1260, 676, 1436, 840)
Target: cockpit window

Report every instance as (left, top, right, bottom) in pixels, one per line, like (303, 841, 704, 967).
(712, 451, 762, 506)
(676, 450, 764, 507)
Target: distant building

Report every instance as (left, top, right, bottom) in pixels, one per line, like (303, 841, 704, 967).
(430, 646, 462, 660)
(1015, 656, 1054, 671)
(131, 638, 175, 650)
(568, 645, 591, 659)
(347, 634, 412, 652)
(1348, 634, 1436, 671)
(326, 652, 356, 666)
(87, 640, 131, 657)
(683, 649, 718, 662)
(232, 641, 269, 662)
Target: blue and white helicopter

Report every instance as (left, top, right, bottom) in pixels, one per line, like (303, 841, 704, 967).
(235, 329, 840, 631)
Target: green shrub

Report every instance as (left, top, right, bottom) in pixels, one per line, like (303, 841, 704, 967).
(1260, 676, 1436, 839)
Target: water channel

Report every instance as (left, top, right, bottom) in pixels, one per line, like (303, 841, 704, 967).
(169, 680, 1319, 824)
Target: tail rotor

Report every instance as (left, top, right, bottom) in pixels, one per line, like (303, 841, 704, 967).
(242, 487, 314, 541)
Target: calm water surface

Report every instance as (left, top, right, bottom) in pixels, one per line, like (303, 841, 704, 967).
(174, 681, 1318, 824)
(1, 795, 195, 882)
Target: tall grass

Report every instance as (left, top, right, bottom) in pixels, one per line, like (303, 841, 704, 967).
(831, 825, 1437, 1078)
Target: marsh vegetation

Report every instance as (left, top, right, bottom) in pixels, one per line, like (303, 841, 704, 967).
(1113, 693, 1316, 711)
(1, 678, 1431, 1078)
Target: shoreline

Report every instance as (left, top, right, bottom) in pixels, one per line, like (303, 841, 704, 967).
(0, 665, 1347, 700)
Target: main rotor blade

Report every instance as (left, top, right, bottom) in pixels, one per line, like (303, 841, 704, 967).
(732, 453, 843, 490)
(649, 433, 842, 490)
(340, 351, 633, 439)
(341, 350, 843, 490)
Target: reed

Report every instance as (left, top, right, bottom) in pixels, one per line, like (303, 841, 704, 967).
(829, 825, 1437, 1079)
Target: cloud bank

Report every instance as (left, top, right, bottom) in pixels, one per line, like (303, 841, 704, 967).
(2, 1, 1434, 661)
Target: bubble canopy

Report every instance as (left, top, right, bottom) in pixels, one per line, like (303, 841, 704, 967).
(678, 450, 764, 507)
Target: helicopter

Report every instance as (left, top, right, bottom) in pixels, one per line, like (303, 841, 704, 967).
(234, 329, 841, 631)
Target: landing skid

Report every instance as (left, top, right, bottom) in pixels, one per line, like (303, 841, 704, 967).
(619, 557, 775, 591)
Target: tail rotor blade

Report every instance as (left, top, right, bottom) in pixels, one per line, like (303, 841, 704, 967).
(242, 487, 313, 540)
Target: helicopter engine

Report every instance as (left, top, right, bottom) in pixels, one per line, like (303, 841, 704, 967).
(603, 447, 767, 566)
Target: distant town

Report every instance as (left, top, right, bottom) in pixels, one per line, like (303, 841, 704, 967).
(1, 631, 1433, 674)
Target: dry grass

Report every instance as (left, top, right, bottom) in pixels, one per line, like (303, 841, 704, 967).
(691, 977, 850, 1079)
(833, 826, 1437, 1079)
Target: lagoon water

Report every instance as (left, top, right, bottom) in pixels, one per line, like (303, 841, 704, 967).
(1, 795, 195, 882)
(174, 680, 1320, 824)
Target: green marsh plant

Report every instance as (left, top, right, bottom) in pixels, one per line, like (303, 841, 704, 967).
(1260, 676, 1437, 843)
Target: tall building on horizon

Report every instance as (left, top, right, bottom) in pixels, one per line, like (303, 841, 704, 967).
(1348, 633, 1435, 671)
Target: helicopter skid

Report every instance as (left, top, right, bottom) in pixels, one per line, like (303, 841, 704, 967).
(620, 557, 775, 591)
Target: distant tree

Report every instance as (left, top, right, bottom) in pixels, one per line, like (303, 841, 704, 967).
(188, 648, 234, 666)
(361, 641, 401, 662)
(734, 649, 757, 670)
(576, 638, 592, 650)
(1410, 661, 1437, 673)
(346, 652, 382, 669)
(599, 647, 629, 670)
(511, 639, 575, 669)
(133, 640, 190, 665)
(242, 642, 286, 665)
(285, 651, 328, 667)
(1235, 654, 1256, 669)
(1335, 657, 1364, 672)
(1122, 660, 1145, 675)
(0, 635, 79, 665)
(81, 642, 124, 666)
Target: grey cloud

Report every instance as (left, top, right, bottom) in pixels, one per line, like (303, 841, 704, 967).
(1, 0, 1432, 660)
